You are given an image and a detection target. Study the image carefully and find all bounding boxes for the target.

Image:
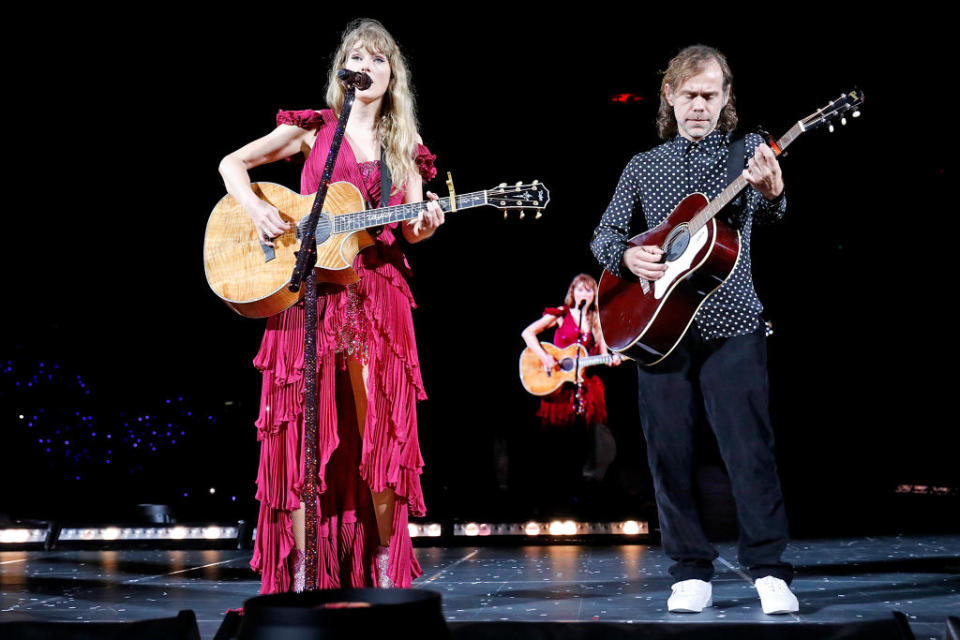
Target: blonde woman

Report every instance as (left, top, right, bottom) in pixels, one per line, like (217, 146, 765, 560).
(219, 19, 443, 593)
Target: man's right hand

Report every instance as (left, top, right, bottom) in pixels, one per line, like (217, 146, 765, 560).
(622, 245, 667, 280)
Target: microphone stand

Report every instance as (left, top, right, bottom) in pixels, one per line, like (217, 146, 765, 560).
(287, 78, 362, 592)
(573, 301, 586, 416)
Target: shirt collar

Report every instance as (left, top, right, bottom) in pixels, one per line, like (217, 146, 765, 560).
(671, 129, 729, 156)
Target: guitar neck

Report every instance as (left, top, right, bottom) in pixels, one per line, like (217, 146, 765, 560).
(332, 190, 489, 234)
(579, 354, 616, 368)
(689, 123, 803, 233)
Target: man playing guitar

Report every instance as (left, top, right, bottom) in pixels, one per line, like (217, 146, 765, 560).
(590, 45, 798, 615)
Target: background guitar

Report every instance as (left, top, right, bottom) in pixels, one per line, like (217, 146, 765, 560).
(519, 341, 617, 396)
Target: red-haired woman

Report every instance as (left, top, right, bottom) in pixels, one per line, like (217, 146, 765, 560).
(521, 274, 620, 481)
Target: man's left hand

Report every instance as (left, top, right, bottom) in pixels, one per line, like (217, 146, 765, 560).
(743, 143, 784, 200)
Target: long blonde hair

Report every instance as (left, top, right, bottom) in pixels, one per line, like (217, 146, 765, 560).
(563, 273, 602, 338)
(325, 19, 420, 190)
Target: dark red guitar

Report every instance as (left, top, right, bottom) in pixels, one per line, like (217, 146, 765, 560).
(598, 90, 864, 365)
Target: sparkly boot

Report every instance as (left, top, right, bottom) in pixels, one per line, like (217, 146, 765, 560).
(289, 548, 306, 593)
(375, 545, 393, 588)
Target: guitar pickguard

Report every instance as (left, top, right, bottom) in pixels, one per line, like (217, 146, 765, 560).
(653, 224, 709, 300)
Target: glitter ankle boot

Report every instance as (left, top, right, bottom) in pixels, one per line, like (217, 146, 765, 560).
(375, 545, 393, 588)
(290, 548, 306, 593)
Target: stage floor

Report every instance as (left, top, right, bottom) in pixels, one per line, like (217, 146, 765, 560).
(1, 535, 957, 639)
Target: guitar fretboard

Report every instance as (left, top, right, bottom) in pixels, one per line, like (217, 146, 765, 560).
(332, 191, 489, 234)
(688, 122, 803, 234)
(577, 354, 617, 368)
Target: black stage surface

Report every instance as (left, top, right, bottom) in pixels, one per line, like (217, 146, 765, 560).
(2, 535, 957, 639)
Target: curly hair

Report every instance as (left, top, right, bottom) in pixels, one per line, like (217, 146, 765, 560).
(656, 44, 738, 140)
(325, 19, 421, 191)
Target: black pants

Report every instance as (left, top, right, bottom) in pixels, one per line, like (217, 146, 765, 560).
(636, 326, 793, 583)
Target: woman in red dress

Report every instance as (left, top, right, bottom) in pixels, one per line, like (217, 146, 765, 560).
(521, 274, 620, 481)
(218, 19, 443, 593)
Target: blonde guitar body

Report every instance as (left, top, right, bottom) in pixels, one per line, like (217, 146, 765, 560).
(203, 182, 374, 319)
(204, 178, 550, 318)
(519, 342, 616, 396)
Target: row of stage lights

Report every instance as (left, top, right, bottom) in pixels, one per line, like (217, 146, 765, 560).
(0, 523, 244, 549)
(0, 520, 648, 549)
(409, 520, 648, 538)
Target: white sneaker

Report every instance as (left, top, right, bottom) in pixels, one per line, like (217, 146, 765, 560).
(754, 576, 799, 614)
(667, 579, 712, 613)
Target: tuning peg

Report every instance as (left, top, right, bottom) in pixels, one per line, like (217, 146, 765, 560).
(532, 180, 539, 186)
(503, 212, 508, 220)
(535, 211, 542, 219)
(498, 182, 507, 190)
(841, 117, 847, 126)
(852, 110, 861, 118)
(515, 181, 522, 189)
(828, 124, 835, 133)
(519, 211, 526, 219)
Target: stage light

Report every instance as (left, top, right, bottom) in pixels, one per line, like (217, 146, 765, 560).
(169, 527, 188, 540)
(524, 521, 541, 536)
(0, 529, 40, 544)
(202, 526, 222, 540)
(425, 523, 442, 537)
(463, 523, 480, 536)
(101, 527, 121, 541)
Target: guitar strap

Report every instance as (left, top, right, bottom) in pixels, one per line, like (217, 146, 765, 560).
(725, 134, 746, 186)
(366, 146, 392, 239)
(724, 134, 747, 217)
(379, 145, 392, 208)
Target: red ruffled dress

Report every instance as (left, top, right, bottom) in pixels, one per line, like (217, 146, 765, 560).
(536, 307, 608, 428)
(251, 109, 437, 593)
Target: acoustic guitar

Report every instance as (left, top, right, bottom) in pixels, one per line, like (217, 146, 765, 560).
(519, 342, 617, 396)
(204, 180, 549, 318)
(597, 90, 863, 365)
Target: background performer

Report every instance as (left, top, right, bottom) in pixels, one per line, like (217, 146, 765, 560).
(521, 274, 620, 489)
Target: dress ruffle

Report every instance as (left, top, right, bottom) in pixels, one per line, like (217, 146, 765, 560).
(537, 375, 607, 428)
(276, 109, 326, 130)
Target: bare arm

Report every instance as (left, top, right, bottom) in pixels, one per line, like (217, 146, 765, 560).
(401, 136, 444, 243)
(218, 124, 313, 246)
(521, 314, 560, 370)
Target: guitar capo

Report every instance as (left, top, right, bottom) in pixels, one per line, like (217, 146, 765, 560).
(757, 126, 785, 158)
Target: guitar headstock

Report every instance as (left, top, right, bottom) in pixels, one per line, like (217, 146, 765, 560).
(799, 89, 864, 133)
(486, 181, 550, 220)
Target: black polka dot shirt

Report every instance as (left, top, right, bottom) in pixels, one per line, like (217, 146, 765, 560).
(590, 130, 786, 340)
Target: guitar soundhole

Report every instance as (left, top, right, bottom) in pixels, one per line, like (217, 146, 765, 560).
(559, 358, 575, 372)
(664, 226, 690, 262)
(314, 213, 333, 244)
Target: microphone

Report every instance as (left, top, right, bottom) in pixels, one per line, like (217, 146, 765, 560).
(337, 69, 372, 90)
(578, 299, 588, 310)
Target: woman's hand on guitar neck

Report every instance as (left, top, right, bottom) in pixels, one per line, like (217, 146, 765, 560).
(622, 245, 667, 281)
(404, 191, 445, 242)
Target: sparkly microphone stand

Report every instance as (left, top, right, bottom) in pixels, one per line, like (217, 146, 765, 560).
(287, 71, 369, 591)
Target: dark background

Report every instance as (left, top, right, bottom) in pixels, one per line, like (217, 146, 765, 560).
(3, 9, 954, 537)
